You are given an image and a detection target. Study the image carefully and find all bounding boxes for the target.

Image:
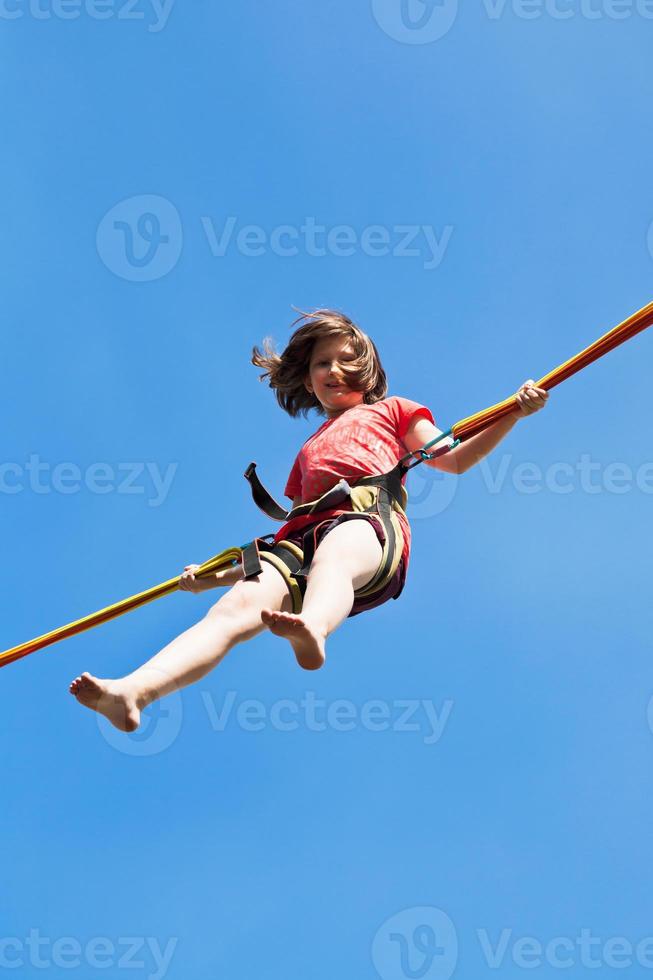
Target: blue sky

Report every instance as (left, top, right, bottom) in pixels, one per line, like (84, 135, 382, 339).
(2, 2, 653, 978)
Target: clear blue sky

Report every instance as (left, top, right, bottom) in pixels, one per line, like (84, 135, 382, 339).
(2, 3, 653, 978)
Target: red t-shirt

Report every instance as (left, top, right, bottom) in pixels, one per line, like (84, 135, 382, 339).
(274, 395, 436, 571)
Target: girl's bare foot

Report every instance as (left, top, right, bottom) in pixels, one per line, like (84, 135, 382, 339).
(69, 672, 141, 732)
(260, 609, 326, 670)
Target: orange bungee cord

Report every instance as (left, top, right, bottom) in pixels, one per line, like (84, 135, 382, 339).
(1, 300, 651, 671)
(452, 300, 653, 443)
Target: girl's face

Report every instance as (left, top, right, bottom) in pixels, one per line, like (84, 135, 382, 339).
(305, 336, 365, 419)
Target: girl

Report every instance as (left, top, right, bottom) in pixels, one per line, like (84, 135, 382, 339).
(69, 309, 548, 732)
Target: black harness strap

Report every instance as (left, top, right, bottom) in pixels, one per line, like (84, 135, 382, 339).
(240, 432, 457, 588)
(240, 534, 274, 579)
(290, 486, 399, 588)
(243, 460, 408, 523)
(242, 463, 290, 522)
(239, 533, 308, 589)
(241, 463, 407, 589)
(244, 462, 365, 523)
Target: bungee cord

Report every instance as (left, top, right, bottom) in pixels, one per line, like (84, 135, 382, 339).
(451, 300, 653, 443)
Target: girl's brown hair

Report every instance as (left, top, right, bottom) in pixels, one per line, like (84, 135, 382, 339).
(251, 308, 388, 419)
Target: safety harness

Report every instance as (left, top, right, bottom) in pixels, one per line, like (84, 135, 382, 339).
(238, 429, 460, 612)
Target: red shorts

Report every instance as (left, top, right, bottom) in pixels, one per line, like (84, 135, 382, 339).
(279, 512, 407, 618)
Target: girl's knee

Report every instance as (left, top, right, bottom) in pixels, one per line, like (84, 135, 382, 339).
(204, 567, 293, 634)
(207, 583, 251, 618)
(201, 600, 261, 649)
(205, 587, 258, 632)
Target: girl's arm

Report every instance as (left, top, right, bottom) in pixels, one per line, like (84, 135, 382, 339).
(403, 380, 548, 476)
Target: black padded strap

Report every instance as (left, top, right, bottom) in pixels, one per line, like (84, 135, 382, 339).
(290, 487, 399, 589)
(240, 533, 278, 579)
(290, 520, 330, 581)
(364, 487, 398, 590)
(243, 463, 290, 522)
(352, 466, 405, 510)
(244, 460, 407, 522)
(241, 539, 264, 579)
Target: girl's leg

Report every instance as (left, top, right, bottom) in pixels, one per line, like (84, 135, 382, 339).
(261, 518, 384, 671)
(69, 562, 293, 732)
